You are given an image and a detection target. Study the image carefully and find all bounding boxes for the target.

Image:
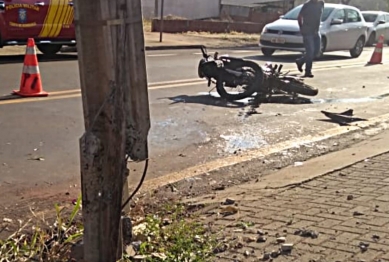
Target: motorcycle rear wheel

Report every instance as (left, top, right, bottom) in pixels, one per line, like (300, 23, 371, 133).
(216, 62, 263, 101)
(281, 81, 319, 97)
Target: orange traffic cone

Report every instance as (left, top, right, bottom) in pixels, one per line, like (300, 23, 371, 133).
(13, 38, 48, 97)
(368, 34, 384, 65)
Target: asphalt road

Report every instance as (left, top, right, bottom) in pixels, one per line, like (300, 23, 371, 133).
(1, 47, 389, 202)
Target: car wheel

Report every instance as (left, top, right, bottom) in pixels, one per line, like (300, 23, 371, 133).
(350, 37, 365, 58)
(261, 48, 275, 57)
(367, 32, 376, 46)
(37, 44, 63, 56)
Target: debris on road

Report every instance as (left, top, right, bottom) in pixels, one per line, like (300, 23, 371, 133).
(257, 236, 267, 243)
(223, 198, 236, 205)
(28, 156, 45, 161)
(281, 243, 294, 252)
(294, 228, 319, 239)
(262, 252, 271, 260)
(271, 249, 280, 258)
(213, 185, 226, 191)
(372, 234, 380, 241)
(243, 236, 257, 243)
(2, 218, 12, 223)
(220, 206, 239, 216)
(276, 236, 286, 243)
(353, 211, 365, 216)
(168, 184, 178, 192)
(294, 161, 304, 167)
(320, 109, 367, 125)
(257, 229, 266, 235)
(358, 242, 369, 252)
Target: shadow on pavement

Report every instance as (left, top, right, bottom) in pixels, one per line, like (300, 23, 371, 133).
(264, 95, 312, 104)
(244, 53, 352, 63)
(0, 94, 20, 101)
(162, 93, 313, 109)
(316, 119, 358, 126)
(163, 94, 247, 108)
(0, 54, 78, 64)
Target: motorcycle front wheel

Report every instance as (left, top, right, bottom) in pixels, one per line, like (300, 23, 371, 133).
(216, 62, 263, 101)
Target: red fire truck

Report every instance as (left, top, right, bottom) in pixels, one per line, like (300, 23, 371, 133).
(0, 0, 75, 55)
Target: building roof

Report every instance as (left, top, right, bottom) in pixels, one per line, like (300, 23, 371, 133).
(221, 0, 288, 7)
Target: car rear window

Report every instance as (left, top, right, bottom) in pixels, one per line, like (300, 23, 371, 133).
(362, 13, 378, 22)
(283, 5, 334, 22)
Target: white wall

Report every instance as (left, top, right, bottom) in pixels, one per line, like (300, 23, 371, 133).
(142, 0, 221, 19)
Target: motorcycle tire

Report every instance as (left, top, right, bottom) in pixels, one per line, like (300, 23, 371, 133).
(282, 81, 319, 97)
(216, 61, 263, 101)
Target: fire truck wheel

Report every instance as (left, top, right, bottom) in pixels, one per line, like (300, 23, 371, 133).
(37, 44, 63, 56)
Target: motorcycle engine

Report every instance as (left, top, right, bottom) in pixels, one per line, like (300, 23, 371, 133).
(240, 67, 256, 84)
(224, 67, 256, 87)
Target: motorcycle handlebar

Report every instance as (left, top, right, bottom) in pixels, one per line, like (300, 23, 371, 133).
(200, 45, 208, 58)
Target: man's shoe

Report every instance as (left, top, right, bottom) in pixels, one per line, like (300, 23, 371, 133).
(295, 60, 303, 73)
(302, 73, 314, 78)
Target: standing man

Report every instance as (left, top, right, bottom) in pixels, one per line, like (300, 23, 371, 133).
(295, 0, 325, 78)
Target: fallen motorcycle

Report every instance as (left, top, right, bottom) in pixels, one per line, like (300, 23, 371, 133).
(197, 45, 318, 101)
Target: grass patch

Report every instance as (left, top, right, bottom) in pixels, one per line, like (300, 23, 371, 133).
(1, 199, 219, 262)
(120, 203, 219, 262)
(0, 196, 83, 262)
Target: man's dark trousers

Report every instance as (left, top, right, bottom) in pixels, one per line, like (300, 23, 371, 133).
(297, 32, 321, 75)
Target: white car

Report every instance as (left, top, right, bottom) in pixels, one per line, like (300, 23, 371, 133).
(259, 3, 368, 58)
(361, 11, 389, 46)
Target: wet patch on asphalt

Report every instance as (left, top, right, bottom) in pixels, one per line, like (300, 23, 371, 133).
(219, 132, 268, 154)
(149, 118, 211, 150)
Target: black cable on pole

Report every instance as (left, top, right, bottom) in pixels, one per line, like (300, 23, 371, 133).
(121, 159, 149, 211)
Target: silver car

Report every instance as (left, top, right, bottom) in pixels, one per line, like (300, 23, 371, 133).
(259, 3, 368, 58)
(362, 11, 389, 46)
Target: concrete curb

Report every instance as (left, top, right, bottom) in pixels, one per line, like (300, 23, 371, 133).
(145, 45, 203, 51)
(145, 44, 258, 51)
(60, 44, 258, 53)
(61, 45, 202, 53)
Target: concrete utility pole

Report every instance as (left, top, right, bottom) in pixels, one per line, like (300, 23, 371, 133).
(74, 0, 150, 261)
(159, 0, 165, 42)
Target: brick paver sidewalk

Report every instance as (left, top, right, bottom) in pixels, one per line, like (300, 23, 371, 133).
(196, 153, 389, 262)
